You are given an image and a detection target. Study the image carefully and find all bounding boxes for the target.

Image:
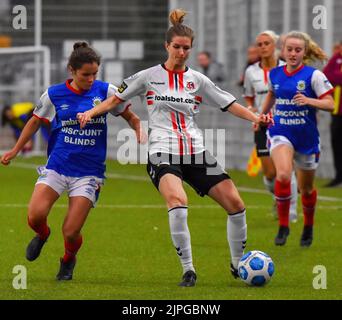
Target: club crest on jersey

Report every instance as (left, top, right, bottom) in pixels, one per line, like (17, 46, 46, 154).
(296, 80, 306, 91)
(186, 81, 195, 91)
(118, 81, 128, 93)
(92, 97, 102, 107)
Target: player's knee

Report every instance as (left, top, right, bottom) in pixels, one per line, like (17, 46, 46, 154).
(276, 171, 291, 184)
(27, 207, 48, 224)
(27, 215, 45, 227)
(229, 197, 245, 213)
(166, 193, 187, 208)
(300, 186, 314, 197)
(62, 227, 80, 243)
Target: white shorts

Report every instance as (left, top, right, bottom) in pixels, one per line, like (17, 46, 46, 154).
(268, 135, 319, 170)
(35, 167, 104, 206)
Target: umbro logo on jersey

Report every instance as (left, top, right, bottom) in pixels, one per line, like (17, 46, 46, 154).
(60, 104, 69, 110)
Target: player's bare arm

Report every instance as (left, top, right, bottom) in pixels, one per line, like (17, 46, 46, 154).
(77, 95, 121, 128)
(228, 101, 274, 126)
(293, 92, 334, 111)
(1, 116, 42, 165)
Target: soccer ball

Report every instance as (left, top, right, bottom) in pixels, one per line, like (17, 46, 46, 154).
(238, 250, 274, 286)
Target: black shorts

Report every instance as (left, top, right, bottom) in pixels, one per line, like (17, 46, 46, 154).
(254, 126, 270, 157)
(147, 151, 230, 197)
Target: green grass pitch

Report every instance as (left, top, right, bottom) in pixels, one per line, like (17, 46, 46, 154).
(0, 156, 341, 300)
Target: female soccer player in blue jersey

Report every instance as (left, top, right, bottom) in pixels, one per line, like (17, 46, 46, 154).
(78, 9, 273, 287)
(244, 30, 298, 222)
(1, 42, 145, 280)
(261, 31, 334, 247)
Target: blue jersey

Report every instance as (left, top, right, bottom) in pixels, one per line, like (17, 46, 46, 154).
(33, 80, 129, 178)
(268, 65, 333, 154)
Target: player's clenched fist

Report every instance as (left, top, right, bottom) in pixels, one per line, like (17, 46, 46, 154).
(1, 149, 18, 166)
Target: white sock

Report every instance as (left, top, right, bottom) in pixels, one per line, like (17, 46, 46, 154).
(168, 206, 194, 274)
(263, 176, 275, 194)
(290, 171, 298, 218)
(228, 209, 247, 269)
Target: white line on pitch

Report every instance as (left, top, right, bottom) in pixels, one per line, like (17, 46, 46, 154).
(1, 203, 341, 210)
(7, 162, 342, 202)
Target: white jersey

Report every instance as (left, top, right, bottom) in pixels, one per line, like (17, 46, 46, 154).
(244, 60, 285, 112)
(116, 64, 236, 155)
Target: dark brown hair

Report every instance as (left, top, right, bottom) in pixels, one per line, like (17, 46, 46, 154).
(68, 42, 101, 70)
(165, 9, 195, 45)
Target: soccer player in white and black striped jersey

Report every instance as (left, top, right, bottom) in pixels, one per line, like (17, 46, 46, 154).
(78, 9, 273, 287)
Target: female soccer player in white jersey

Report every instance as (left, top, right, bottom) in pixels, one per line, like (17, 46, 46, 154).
(78, 9, 273, 287)
(261, 31, 334, 247)
(244, 30, 298, 222)
(1, 42, 145, 280)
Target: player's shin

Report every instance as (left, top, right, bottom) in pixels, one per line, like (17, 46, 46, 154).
(275, 180, 291, 227)
(63, 235, 83, 263)
(168, 206, 194, 273)
(28, 217, 50, 240)
(227, 209, 247, 269)
(302, 189, 317, 227)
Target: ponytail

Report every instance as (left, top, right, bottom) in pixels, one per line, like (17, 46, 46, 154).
(68, 41, 101, 70)
(165, 8, 194, 45)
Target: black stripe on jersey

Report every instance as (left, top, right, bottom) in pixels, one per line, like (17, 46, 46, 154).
(175, 112, 188, 153)
(174, 73, 178, 91)
(190, 137, 194, 153)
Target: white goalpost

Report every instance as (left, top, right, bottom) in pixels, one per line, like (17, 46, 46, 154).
(0, 45, 51, 155)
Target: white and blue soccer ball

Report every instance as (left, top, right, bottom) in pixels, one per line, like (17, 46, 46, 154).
(238, 250, 274, 286)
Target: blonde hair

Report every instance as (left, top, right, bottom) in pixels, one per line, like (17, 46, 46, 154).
(166, 8, 194, 45)
(257, 30, 279, 44)
(284, 31, 327, 64)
